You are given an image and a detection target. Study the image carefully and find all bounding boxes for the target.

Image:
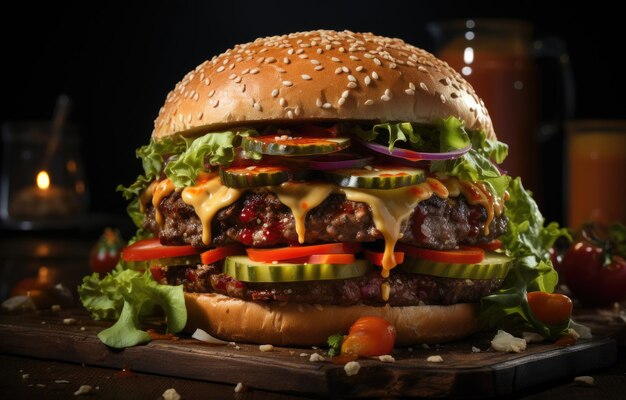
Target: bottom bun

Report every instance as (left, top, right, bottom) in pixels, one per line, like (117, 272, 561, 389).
(184, 292, 480, 346)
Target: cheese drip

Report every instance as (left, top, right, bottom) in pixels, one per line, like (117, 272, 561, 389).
(343, 180, 444, 277)
(182, 173, 244, 245)
(139, 181, 158, 213)
(273, 182, 336, 244)
(152, 179, 175, 227)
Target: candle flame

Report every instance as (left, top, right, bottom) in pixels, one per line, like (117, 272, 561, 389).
(36, 170, 50, 190)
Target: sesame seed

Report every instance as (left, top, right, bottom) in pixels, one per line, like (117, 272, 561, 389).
(325, 44, 332, 50)
(299, 54, 308, 59)
(265, 57, 276, 63)
(277, 67, 286, 73)
(407, 61, 416, 67)
(271, 89, 279, 97)
(356, 66, 364, 72)
(405, 89, 415, 95)
(311, 59, 320, 65)
(228, 73, 236, 80)
(332, 57, 341, 62)
(234, 76, 242, 83)
(347, 74, 356, 82)
(338, 97, 346, 106)
(349, 55, 360, 61)
(283, 57, 291, 64)
(216, 66, 225, 73)
(418, 66, 428, 73)
(280, 98, 287, 107)
(364, 99, 374, 106)
(229, 63, 235, 70)
(409, 82, 416, 90)
(193, 92, 199, 101)
(287, 110, 295, 119)
(439, 78, 450, 86)
(440, 94, 446, 103)
(250, 68, 260, 74)
(296, 49, 304, 54)
(301, 74, 312, 80)
(314, 65, 324, 71)
(389, 62, 397, 69)
(420, 82, 428, 91)
(241, 68, 250, 75)
(364, 53, 373, 59)
(208, 90, 215, 97)
(371, 71, 379, 80)
(294, 106, 301, 116)
(342, 66, 349, 73)
(257, 57, 265, 63)
(322, 102, 332, 109)
(317, 48, 323, 54)
(241, 84, 246, 93)
(335, 67, 343, 74)
(254, 102, 262, 111)
(212, 99, 219, 108)
(197, 111, 203, 120)
(316, 98, 323, 107)
(347, 82, 357, 89)
(364, 76, 371, 86)
(341, 90, 349, 98)
(339, 47, 345, 53)
(282, 80, 293, 87)
(373, 58, 382, 66)
(381, 94, 391, 101)
(288, 48, 294, 55)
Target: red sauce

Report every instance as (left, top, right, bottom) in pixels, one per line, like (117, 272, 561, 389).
(146, 329, 179, 341)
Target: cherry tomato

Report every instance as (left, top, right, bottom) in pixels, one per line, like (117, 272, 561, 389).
(396, 243, 484, 264)
(200, 244, 245, 265)
(122, 238, 200, 262)
(246, 243, 362, 263)
(340, 316, 396, 357)
(559, 223, 626, 306)
(527, 292, 573, 325)
(90, 228, 126, 274)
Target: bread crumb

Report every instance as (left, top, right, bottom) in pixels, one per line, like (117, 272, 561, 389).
(41, 321, 46, 324)
(234, 346, 241, 350)
(427, 355, 444, 363)
(421, 343, 430, 349)
(51, 304, 62, 312)
(162, 388, 181, 400)
(234, 382, 246, 393)
(378, 355, 395, 363)
(37, 383, 46, 388)
(63, 318, 77, 325)
(74, 385, 92, 395)
(299, 353, 308, 357)
(22, 374, 29, 379)
(259, 344, 274, 352)
(574, 376, 595, 386)
(80, 327, 85, 331)
(309, 353, 325, 362)
(344, 361, 361, 376)
(491, 330, 527, 353)
(471, 346, 481, 353)
(54, 380, 70, 384)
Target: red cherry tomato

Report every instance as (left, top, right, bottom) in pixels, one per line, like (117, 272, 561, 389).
(122, 238, 200, 262)
(527, 292, 573, 325)
(340, 316, 396, 357)
(90, 228, 126, 274)
(559, 224, 626, 306)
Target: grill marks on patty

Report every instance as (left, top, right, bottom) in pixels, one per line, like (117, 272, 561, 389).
(144, 190, 507, 249)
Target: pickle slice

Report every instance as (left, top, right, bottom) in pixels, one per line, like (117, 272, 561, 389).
(223, 255, 371, 282)
(325, 166, 426, 189)
(219, 165, 308, 188)
(399, 251, 512, 280)
(241, 136, 350, 156)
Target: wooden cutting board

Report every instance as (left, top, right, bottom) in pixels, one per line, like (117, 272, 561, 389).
(0, 309, 618, 398)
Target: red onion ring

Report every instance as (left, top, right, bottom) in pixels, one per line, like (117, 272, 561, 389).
(356, 139, 472, 161)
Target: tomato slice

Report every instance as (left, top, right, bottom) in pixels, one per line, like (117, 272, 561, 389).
(396, 243, 484, 264)
(150, 266, 166, 283)
(200, 244, 245, 265)
(363, 249, 404, 267)
(473, 239, 503, 252)
(307, 253, 355, 264)
(247, 243, 362, 262)
(122, 238, 200, 262)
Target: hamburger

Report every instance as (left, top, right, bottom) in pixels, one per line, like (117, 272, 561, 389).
(80, 30, 567, 348)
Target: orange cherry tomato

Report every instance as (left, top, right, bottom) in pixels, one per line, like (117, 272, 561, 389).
(527, 291, 573, 325)
(340, 316, 396, 357)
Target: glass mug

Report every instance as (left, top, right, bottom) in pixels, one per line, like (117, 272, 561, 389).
(566, 120, 626, 229)
(427, 19, 575, 209)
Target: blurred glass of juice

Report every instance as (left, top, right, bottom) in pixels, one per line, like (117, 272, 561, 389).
(567, 120, 626, 228)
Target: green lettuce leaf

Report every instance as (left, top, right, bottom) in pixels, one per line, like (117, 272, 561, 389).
(480, 178, 570, 338)
(164, 129, 259, 188)
(470, 130, 509, 164)
(78, 267, 186, 348)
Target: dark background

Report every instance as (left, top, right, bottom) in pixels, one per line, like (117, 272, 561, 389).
(1, 1, 624, 227)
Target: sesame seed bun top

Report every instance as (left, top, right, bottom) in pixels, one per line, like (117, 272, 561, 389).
(152, 30, 495, 140)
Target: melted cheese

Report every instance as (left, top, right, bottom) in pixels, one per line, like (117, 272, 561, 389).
(152, 178, 175, 227)
(181, 173, 244, 245)
(273, 182, 336, 244)
(139, 181, 157, 213)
